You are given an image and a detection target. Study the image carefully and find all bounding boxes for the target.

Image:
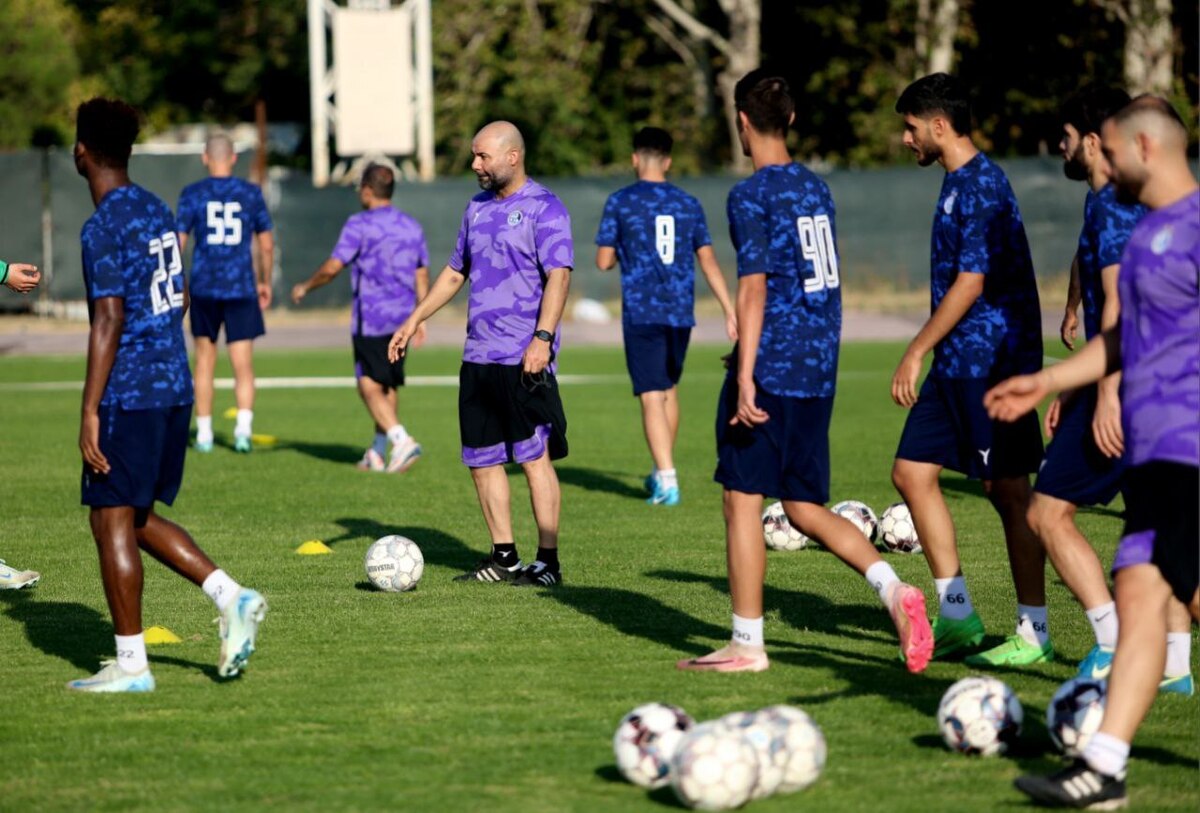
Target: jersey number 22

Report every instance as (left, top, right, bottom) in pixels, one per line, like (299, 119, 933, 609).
(149, 233, 184, 315)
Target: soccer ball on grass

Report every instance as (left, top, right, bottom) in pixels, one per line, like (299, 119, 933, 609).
(670, 721, 760, 810)
(1047, 677, 1106, 757)
(364, 535, 424, 592)
(937, 676, 1023, 756)
(878, 502, 922, 554)
(762, 501, 808, 551)
(612, 703, 695, 789)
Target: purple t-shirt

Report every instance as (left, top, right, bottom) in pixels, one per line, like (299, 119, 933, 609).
(331, 206, 429, 337)
(449, 179, 574, 366)
(1118, 189, 1199, 468)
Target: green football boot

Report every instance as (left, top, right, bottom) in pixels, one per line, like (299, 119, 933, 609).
(964, 634, 1054, 667)
(932, 611, 985, 659)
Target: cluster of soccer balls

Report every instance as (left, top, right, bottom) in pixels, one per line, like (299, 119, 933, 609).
(762, 499, 921, 554)
(937, 675, 1106, 759)
(364, 535, 425, 592)
(612, 702, 825, 810)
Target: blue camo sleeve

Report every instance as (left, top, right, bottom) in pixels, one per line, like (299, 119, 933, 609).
(728, 184, 770, 277)
(954, 185, 999, 276)
(252, 186, 273, 233)
(1097, 198, 1140, 269)
(692, 199, 713, 249)
(595, 194, 619, 247)
(82, 223, 126, 299)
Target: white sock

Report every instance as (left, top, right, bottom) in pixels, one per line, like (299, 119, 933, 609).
(659, 468, 678, 490)
(1016, 604, 1050, 647)
(934, 576, 974, 620)
(115, 633, 148, 674)
(202, 569, 241, 612)
(731, 613, 764, 648)
(387, 424, 410, 447)
(196, 415, 213, 444)
(235, 409, 253, 438)
(1082, 732, 1130, 777)
(1165, 632, 1192, 678)
(865, 561, 901, 607)
(1085, 602, 1118, 649)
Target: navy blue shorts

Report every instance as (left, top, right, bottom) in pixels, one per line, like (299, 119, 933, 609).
(1035, 386, 1124, 506)
(896, 375, 1043, 480)
(714, 374, 832, 503)
(190, 295, 265, 343)
(81, 404, 190, 508)
(623, 321, 691, 396)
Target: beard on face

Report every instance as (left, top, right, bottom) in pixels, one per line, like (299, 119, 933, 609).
(1062, 143, 1089, 181)
(915, 144, 940, 167)
(476, 163, 512, 191)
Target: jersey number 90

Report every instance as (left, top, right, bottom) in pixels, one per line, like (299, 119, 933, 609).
(796, 215, 839, 293)
(149, 233, 184, 315)
(206, 201, 243, 246)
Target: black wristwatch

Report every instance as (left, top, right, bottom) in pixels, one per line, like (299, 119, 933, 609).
(533, 329, 553, 343)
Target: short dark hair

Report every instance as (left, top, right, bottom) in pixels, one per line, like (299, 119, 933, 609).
(76, 98, 139, 169)
(734, 69, 793, 137)
(1061, 85, 1131, 137)
(1111, 93, 1188, 131)
(633, 127, 673, 158)
(895, 73, 972, 136)
(361, 163, 395, 200)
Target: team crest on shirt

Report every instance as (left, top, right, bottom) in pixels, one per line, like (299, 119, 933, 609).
(1151, 226, 1173, 255)
(507, 211, 523, 226)
(943, 191, 957, 214)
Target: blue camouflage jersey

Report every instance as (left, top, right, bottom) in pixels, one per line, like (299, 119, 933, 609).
(176, 176, 273, 299)
(1077, 184, 1146, 340)
(82, 184, 193, 409)
(929, 153, 1042, 380)
(596, 180, 712, 326)
(728, 162, 841, 399)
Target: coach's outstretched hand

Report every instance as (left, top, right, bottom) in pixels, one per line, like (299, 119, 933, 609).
(984, 373, 1046, 423)
(4, 262, 41, 293)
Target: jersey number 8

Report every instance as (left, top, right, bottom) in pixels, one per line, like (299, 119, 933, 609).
(655, 215, 675, 265)
(206, 201, 243, 246)
(796, 214, 839, 293)
(149, 232, 184, 315)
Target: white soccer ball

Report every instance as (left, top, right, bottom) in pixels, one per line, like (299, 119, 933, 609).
(762, 501, 808, 551)
(714, 711, 785, 800)
(1047, 677, 1106, 758)
(613, 703, 695, 789)
(937, 676, 1023, 756)
(831, 499, 879, 543)
(670, 722, 760, 811)
(879, 502, 922, 554)
(760, 705, 826, 793)
(364, 535, 424, 592)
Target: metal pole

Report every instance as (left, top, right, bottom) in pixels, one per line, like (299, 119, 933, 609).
(308, 0, 330, 187)
(415, 0, 435, 181)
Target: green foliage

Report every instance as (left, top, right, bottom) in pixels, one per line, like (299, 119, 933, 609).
(0, 0, 81, 148)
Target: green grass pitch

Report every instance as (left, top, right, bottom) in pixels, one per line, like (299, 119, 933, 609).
(0, 342, 1195, 811)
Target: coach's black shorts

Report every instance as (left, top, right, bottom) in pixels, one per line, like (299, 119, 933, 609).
(623, 321, 692, 396)
(1112, 461, 1199, 604)
(458, 362, 568, 468)
(896, 375, 1043, 480)
(1034, 386, 1124, 507)
(190, 296, 265, 344)
(353, 334, 406, 389)
(81, 403, 190, 509)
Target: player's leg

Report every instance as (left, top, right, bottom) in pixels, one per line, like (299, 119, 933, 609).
(192, 336, 218, 451)
(356, 375, 395, 471)
(511, 449, 563, 586)
(640, 390, 679, 504)
(455, 463, 523, 582)
(1161, 597, 1194, 694)
(356, 336, 419, 472)
(646, 327, 689, 504)
(227, 339, 255, 452)
(665, 385, 680, 447)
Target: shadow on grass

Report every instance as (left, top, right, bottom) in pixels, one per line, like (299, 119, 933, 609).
(274, 439, 363, 466)
(325, 518, 480, 571)
(1, 594, 111, 672)
(556, 466, 645, 500)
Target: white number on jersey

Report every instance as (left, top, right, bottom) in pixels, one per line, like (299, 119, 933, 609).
(149, 232, 184, 315)
(205, 201, 244, 246)
(655, 215, 676, 265)
(796, 214, 840, 293)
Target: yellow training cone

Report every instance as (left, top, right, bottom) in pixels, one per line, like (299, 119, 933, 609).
(144, 625, 183, 645)
(222, 407, 239, 420)
(251, 433, 277, 447)
(296, 540, 333, 555)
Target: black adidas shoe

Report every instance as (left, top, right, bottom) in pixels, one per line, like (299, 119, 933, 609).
(453, 558, 522, 583)
(1014, 760, 1127, 809)
(511, 561, 562, 588)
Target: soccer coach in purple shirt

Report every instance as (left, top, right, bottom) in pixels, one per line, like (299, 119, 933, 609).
(389, 121, 572, 588)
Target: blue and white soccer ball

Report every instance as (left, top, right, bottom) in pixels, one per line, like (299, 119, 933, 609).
(717, 706, 826, 799)
(364, 535, 424, 592)
(670, 722, 760, 811)
(937, 676, 1023, 756)
(613, 703, 695, 789)
(879, 502, 922, 554)
(831, 499, 879, 543)
(762, 501, 808, 551)
(1047, 677, 1106, 757)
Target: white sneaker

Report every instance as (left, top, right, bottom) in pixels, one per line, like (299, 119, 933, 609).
(0, 559, 40, 590)
(217, 588, 267, 678)
(386, 437, 422, 473)
(356, 448, 385, 472)
(67, 660, 155, 693)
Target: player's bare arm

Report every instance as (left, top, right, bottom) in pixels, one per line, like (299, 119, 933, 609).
(389, 265, 465, 361)
(1061, 254, 1082, 350)
(523, 265, 570, 374)
(291, 257, 344, 305)
(986, 327, 1121, 423)
(891, 270, 984, 408)
(696, 245, 738, 341)
(256, 230, 275, 310)
(1, 261, 41, 293)
(410, 265, 431, 348)
(80, 296, 124, 475)
(595, 246, 617, 271)
(731, 272, 768, 427)
(1092, 262, 1124, 458)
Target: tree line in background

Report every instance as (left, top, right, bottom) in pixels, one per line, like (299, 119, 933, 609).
(2, 0, 1195, 174)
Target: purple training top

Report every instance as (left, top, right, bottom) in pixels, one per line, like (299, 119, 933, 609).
(449, 179, 574, 367)
(1118, 189, 1199, 468)
(331, 206, 429, 337)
